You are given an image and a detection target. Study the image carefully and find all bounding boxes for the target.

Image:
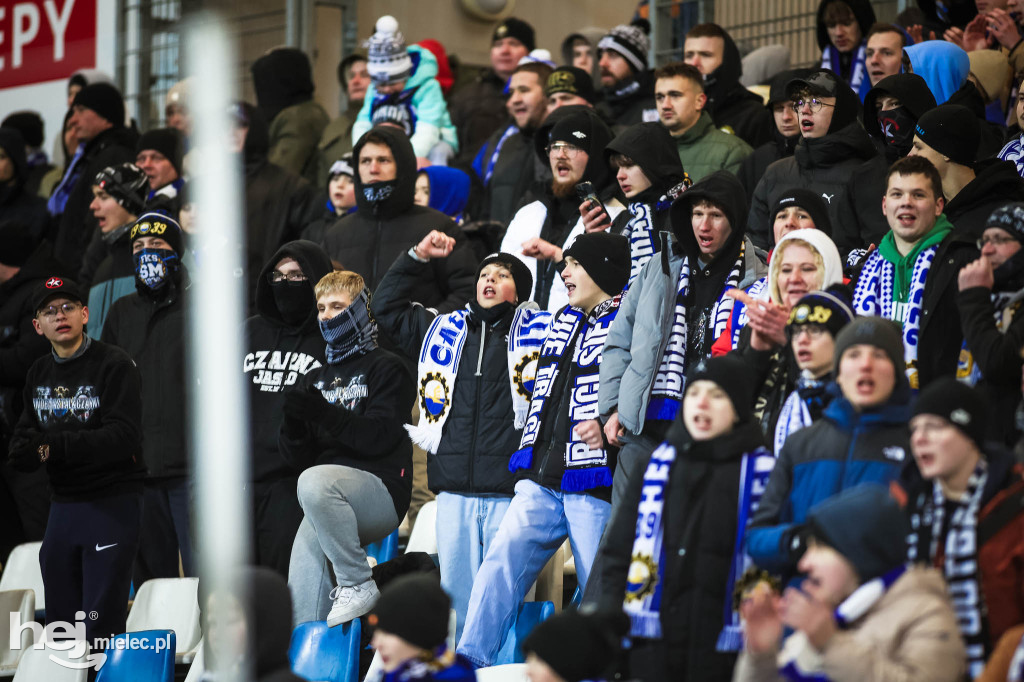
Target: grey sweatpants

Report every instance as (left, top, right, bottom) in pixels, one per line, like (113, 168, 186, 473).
(288, 464, 399, 625)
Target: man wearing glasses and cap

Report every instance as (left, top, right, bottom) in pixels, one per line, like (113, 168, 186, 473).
(747, 69, 880, 259)
(8, 276, 145, 651)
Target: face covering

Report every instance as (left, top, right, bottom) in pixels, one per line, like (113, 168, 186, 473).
(271, 280, 315, 326)
(877, 106, 917, 161)
(361, 179, 398, 207)
(133, 248, 179, 294)
(319, 291, 378, 364)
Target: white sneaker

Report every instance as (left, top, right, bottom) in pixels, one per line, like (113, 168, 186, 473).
(326, 579, 379, 627)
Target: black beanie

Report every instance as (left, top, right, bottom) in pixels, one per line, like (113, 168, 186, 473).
(914, 104, 979, 167)
(983, 202, 1024, 244)
(1, 112, 44, 148)
(806, 484, 909, 582)
(912, 377, 989, 450)
(562, 232, 630, 298)
(130, 210, 184, 256)
(136, 128, 184, 176)
(832, 317, 904, 378)
(478, 252, 533, 303)
(0, 223, 36, 267)
(685, 355, 756, 420)
(493, 17, 535, 51)
(770, 188, 832, 236)
(786, 285, 854, 340)
(522, 609, 628, 682)
(366, 573, 449, 650)
(72, 83, 125, 128)
(545, 66, 597, 104)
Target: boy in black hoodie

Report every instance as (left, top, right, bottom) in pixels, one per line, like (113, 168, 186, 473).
(8, 276, 145, 649)
(371, 235, 542, 641)
(102, 210, 193, 583)
(281, 270, 413, 627)
(243, 239, 332, 578)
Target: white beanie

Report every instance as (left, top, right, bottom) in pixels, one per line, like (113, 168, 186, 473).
(365, 15, 413, 86)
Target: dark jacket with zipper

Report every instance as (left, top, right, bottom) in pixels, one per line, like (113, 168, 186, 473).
(321, 126, 476, 317)
(371, 252, 521, 495)
(278, 346, 415, 520)
(748, 388, 912, 575)
(243, 240, 332, 484)
(598, 419, 768, 681)
(79, 222, 136, 338)
(737, 129, 799, 200)
(944, 160, 1024, 241)
(100, 268, 189, 480)
(703, 31, 774, 149)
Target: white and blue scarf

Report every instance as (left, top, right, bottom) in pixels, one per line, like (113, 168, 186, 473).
(624, 202, 659, 288)
(820, 43, 867, 96)
(406, 304, 551, 454)
(852, 248, 935, 390)
(907, 462, 990, 679)
(508, 299, 618, 491)
(778, 565, 908, 682)
(623, 438, 774, 642)
(646, 245, 746, 421)
(727, 276, 769, 350)
(773, 374, 828, 454)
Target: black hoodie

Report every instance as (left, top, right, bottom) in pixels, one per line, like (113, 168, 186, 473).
(863, 74, 937, 156)
(703, 31, 774, 149)
(0, 128, 47, 243)
(243, 240, 332, 483)
(605, 122, 684, 234)
(238, 103, 324, 314)
(251, 49, 315, 125)
(322, 126, 477, 312)
(602, 69, 657, 130)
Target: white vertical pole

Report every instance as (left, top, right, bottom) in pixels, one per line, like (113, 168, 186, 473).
(186, 14, 251, 682)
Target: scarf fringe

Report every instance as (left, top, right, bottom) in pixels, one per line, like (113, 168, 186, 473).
(404, 422, 442, 455)
(560, 466, 613, 492)
(716, 625, 744, 653)
(628, 612, 662, 639)
(646, 397, 681, 422)
(508, 446, 533, 472)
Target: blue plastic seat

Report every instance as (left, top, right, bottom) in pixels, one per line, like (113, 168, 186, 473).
(289, 619, 361, 682)
(95, 630, 176, 682)
(364, 529, 399, 565)
(493, 601, 555, 665)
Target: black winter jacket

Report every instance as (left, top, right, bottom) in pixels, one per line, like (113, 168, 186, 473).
(101, 274, 188, 480)
(279, 346, 415, 520)
(371, 252, 521, 495)
(0, 242, 67, 450)
(477, 125, 548, 228)
(737, 130, 799, 200)
(0, 128, 48, 243)
(602, 71, 656, 131)
(945, 160, 1024, 240)
(52, 126, 138, 273)
(704, 32, 774, 149)
(244, 240, 332, 483)
(598, 419, 767, 681)
(321, 126, 477, 324)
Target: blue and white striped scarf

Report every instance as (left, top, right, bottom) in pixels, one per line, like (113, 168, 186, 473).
(406, 304, 551, 454)
(647, 244, 746, 421)
(821, 43, 867, 96)
(508, 298, 618, 491)
(852, 248, 935, 390)
(624, 202, 658, 288)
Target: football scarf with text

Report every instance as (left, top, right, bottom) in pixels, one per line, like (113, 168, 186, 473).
(646, 243, 746, 421)
(508, 298, 618, 491)
(406, 304, 551, 454)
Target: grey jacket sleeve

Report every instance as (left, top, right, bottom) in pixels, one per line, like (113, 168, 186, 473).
(599, 266, 643, 425)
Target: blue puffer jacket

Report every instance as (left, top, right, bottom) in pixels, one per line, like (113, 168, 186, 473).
(746, 389, 911, 574)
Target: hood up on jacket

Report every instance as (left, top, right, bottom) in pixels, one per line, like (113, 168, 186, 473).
(603, 122, 686, 199)
(704, 29, 767, 113)
(764, 228, 844, 304)
(533, 106, 616, 196)
(904, 41, 969, 105)
(251, 47, 316, 124)
(670, 170, 749, 263)
(351, 124, 418, 219)
(421, 165, 470, 218)
(254, 239, 333, 329)
(815, 0, 876, 51)
(237, 102, 270, 166)
(862, 73, 937, 139)
(0, 127, 29, 192)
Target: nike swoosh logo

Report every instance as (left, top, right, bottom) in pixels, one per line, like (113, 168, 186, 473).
(95, 543, 117, 552)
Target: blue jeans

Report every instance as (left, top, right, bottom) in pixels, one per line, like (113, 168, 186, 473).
(456, 479, 611, 667)
(436, 492, 512, 643)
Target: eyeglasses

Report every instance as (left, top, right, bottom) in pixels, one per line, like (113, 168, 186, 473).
(977, 235, 1017, 249)
(792, 325, 828, 340)
(546, 142, 584, 158)
(267, 271, 308, 283)
(793, 98, 835, 113)
(38, 302, 82, 319)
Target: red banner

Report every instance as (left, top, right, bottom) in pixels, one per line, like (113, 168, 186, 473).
(0, 0, 95, 89)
